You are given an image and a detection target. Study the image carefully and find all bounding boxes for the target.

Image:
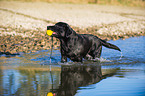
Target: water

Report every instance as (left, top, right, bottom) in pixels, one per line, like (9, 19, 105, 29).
(0, 36, 145, 96)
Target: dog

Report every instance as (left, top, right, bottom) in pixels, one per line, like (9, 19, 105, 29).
(47, 22, 121, 62)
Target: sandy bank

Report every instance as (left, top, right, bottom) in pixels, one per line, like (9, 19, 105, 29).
(0, 1, 145, 54)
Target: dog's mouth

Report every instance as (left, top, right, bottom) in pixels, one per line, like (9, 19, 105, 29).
(52, 32, 57, 35)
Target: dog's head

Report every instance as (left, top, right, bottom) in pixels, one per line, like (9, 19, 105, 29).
(47, 22, 73, 38)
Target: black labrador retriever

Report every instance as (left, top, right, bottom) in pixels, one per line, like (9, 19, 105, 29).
(47, 22, 121, 62)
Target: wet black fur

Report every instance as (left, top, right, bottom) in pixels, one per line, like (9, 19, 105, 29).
(47, 22, 121, 62)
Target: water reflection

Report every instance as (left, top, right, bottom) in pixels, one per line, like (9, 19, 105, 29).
(1, 63, 115, 96)
(55, 64, 102, 96)
(0, 66, 60, 96)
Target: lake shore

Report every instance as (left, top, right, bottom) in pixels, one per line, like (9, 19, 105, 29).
(0, 1, 145, 55)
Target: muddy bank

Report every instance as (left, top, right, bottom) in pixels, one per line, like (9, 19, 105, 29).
(0, 26, 60, 55)
(0, 24, 144, 55)
(0, 20, 145, 55)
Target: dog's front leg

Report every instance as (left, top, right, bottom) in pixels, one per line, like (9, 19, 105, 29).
(60, 47, 67, 62)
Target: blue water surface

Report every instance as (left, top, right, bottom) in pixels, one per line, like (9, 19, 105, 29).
(0, 36, 145, 96)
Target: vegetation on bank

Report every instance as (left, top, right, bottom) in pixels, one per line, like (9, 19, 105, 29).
(1, 0, 145, 7)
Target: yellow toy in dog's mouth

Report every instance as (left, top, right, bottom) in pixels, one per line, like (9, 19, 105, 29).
(47, 30, 53, 36)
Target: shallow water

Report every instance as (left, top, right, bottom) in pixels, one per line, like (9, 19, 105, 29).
(0, 36, 145, 96)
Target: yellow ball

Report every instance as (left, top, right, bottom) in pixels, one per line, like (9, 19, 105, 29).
(47, 30, 53, 36)
(47, 92, 53, 96)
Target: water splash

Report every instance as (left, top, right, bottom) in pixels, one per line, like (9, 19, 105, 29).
(119, 52, 123, 60)
(94, 57, 112, 62)
(59, 62, 74, 65)
(50, 37, 54, 64)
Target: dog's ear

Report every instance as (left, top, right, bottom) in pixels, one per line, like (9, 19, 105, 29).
(65, 24, 73, 38)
